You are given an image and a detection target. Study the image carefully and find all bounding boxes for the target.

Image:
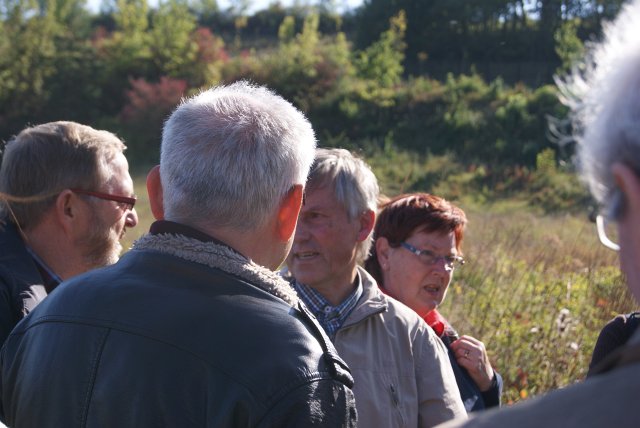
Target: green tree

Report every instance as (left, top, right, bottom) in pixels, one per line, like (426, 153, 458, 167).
(190, 27, 227, 87)
(554, 19, 584, 73)
(278, 15, 296, 42)
(0, 0, 104, 137)
(96, 0, 152, 115)
(102, 0, 151, 74)
(188, 0, 218, 21)
(278, 13, 321, 80)
(149, 0, 198, 79)
(355, 10, 406, 88)
(0, 0, 59, 134)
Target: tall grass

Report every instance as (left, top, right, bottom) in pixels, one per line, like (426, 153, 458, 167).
(441, 209, 635, 403)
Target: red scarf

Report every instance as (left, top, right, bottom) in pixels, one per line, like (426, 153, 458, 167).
(424, 309, 448, 337)
(378, 285, 448, 338)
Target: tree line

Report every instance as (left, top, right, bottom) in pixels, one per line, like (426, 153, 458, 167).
(353, 0, 624, 78)
(0, 0, 623, 189)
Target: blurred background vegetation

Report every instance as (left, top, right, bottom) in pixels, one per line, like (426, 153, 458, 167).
(2, 0, 636, 404)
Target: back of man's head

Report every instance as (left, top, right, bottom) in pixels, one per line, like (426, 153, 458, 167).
(160, 81, 316, 232)
(0, 121, 126, 230)
(308, 148, 379, 263)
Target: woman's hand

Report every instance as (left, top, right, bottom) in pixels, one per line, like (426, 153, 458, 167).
(449, 334, 495, 391)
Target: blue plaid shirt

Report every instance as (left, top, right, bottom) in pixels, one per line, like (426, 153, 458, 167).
(293, 274, 363, 340)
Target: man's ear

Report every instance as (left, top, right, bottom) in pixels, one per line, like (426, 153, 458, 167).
(356, 209, 375, 243)
(276, 184, 304, 242)
(54, 189, 81, 235)
(612, 162, 640, 221)
(146, 165, 164, 220)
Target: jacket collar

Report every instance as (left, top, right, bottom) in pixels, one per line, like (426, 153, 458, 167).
(0, 221, 50, 314)
(133, 222, 299, 306)
(340, 266, 387, 328)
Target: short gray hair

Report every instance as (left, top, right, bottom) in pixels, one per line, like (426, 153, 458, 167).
(308, 148, 379, 263)
(0, 121, 126, 229)
(557, 0, 640, 211)
(160, 81, 316, 231)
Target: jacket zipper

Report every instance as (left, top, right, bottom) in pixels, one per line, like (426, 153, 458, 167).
(389, 383, 405, 426)
(389, 383, 399, 406)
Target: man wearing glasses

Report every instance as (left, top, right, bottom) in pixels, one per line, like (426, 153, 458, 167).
(285, 148, 466, 427)
(0, 121, 138, 345)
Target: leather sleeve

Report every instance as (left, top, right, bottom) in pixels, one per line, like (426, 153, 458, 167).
(256, 378, 357, 427)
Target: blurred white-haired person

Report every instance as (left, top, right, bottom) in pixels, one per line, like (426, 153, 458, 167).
(437, 1, 640, 427)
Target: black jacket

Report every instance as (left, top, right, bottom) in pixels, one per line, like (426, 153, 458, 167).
(0, 222, 49, 346)
(441, 329, 502, 412)
(0, 224, 357, 427)
(588, 311, 640, 377)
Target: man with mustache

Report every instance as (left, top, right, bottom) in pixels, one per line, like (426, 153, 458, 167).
(0, 121, 138, 345)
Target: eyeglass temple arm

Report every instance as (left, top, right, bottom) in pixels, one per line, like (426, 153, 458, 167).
(596, 214, 620, 251)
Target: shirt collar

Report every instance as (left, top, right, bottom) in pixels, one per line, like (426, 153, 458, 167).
(293, 272, 363, 339)
(25, 245, 62, 293)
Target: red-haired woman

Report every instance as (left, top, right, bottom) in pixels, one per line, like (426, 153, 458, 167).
(365, 193, 502, 412)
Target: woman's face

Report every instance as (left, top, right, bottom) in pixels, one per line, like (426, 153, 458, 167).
(378, 229, 458, 318)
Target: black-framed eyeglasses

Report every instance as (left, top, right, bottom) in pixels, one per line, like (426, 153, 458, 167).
(400, 241, 465, 270)
(70, 188, 137, 210)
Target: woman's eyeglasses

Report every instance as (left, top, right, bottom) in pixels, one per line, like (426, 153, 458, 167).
(400, 241, 465, 270)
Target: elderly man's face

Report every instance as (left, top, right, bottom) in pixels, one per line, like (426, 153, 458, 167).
(75, 153, 138, 269)
(287, 184, 362, 292)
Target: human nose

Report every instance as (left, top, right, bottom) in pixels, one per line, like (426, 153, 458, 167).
(294, 218, 311, 242)
(125, 207, 139, 228)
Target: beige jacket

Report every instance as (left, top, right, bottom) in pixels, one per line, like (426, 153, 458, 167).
(437, 330, 640, 428)
(333, 267, 467, 427)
